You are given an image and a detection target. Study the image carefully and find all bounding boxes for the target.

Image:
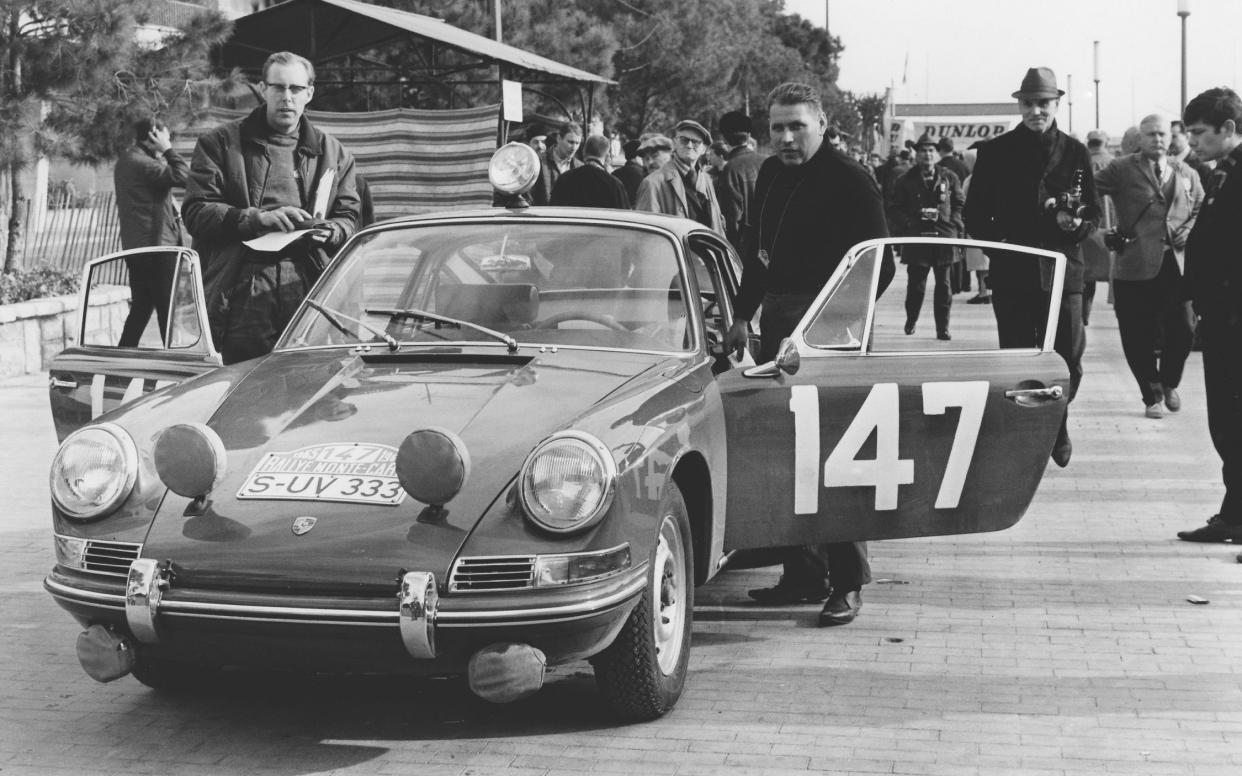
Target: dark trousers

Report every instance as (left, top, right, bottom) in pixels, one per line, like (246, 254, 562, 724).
(1200, 313, 1242, 523)
(220, 258, 313, 365)
(991, 287, 1084, 402)
(119, 254, 177, 347)
(1112, 254, 1192, 406)
(904, 263, 952, 333)
(756, 292, 872, 592)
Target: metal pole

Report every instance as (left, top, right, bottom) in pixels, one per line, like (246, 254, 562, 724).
(1093, 41, 1101, 129)
(1178, 1, 1190, 112)
(494, 0, 502, 42)
(1067, 73, 1073, 134)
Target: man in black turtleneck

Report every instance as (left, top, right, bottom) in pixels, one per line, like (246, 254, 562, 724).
(724, 81, 892, 628)
(964, 67, 1099, 468)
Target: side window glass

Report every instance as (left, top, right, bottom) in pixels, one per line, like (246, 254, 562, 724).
(82, 251, 180, 349)
(166, 254, 204, 349)
(802, 245, 878, 350)
(865, 241, 1056, 353)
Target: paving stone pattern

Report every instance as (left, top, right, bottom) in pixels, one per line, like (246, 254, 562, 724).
(1, 301, 1239, 775)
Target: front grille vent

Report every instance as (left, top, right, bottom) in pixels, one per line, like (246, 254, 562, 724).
(83, 540, 142, 577)
(449, 555, 536, 592)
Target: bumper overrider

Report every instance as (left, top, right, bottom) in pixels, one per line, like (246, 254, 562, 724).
(44, 543, 645, 702)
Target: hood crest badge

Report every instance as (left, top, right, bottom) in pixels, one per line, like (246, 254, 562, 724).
(291, 516, 318, 536)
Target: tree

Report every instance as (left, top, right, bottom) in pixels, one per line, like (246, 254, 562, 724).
(0, 0, 229, 271)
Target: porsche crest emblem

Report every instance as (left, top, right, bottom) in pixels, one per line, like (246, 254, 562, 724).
(291, 516, 318, 536)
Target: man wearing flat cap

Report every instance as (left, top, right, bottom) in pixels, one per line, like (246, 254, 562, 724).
(964, 66, 1100, 468)
(636, 119, 724, 233)
(891, 132, 965, 341)
(718, 110, 765, 251)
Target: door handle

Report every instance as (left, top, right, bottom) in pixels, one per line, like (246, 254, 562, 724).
(49, 376, 78, 390)
(1004, 385, 1063, 401)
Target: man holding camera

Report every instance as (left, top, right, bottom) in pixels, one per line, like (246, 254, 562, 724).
(890, 132, 964, 340)
(964, 67, 1099, 467)
(1094, 114, 1204, 419)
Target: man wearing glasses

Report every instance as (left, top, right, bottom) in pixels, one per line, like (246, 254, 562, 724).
(184, 50, 360, 364)
(635, 119, 724, 234)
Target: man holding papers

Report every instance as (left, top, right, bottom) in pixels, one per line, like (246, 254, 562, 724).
(184, 51, 360, 364)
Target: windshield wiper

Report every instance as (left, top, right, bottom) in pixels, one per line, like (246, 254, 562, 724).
(305, 300, 400, 351)
(365, 307, 519, 353)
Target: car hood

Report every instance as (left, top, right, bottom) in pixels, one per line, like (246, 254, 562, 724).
(141, 346, 676, 594)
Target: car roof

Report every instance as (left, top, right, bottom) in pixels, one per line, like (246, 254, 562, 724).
(361, 206, 712, 240)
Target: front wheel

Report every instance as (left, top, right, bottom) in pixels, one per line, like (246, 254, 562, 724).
(592, 483, 693, 720)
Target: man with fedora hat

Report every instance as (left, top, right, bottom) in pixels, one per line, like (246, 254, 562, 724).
(718, 110, 764, 251)
(891, 131, 965, 340)
(636, 119, 724, 233)
(964, 66, 1100, 468)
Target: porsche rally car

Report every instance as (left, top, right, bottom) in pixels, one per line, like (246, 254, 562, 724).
(43, 144, 1070, 720)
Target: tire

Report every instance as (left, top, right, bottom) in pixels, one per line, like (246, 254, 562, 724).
(592, 482, 694, 721)
(130, 654, 218, 692)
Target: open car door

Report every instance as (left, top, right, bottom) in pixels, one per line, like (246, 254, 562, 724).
(719, 237, 1069, 550)
(47, 248, 221, 441)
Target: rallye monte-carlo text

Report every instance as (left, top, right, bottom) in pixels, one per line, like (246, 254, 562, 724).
(43, 144, 1069, 720)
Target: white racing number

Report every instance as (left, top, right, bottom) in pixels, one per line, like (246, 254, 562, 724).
(790, 381, 989, 513)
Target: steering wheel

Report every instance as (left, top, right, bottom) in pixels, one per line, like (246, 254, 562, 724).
(533, 311, 629, 331)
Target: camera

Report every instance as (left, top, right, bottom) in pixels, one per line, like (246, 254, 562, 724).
(919, 207, 939, 235)
(1103, 228, 1133, 252)
(1042, 169, 1098, 223)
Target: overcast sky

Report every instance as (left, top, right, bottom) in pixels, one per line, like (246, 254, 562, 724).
(784, 0, 1242, 136)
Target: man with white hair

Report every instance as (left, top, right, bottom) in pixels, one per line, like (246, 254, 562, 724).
(1094, 114, 1204, 419)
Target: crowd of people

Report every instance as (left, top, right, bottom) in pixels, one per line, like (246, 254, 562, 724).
(114, 53, 1242, 619)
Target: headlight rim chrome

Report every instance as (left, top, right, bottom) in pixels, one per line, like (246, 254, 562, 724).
(518, 430, 617, 535)
(49, 422, 139, 521)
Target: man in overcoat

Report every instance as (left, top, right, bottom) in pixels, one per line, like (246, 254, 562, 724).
(964, 67, 1100, 467)
(890, 132, 964, 340)
(635, 119, 724, 234)
(550, 135, 631, 209)
(1094, 114, 1204, 418)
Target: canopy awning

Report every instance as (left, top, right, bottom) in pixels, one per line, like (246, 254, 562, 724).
(218, 0, 615, 87)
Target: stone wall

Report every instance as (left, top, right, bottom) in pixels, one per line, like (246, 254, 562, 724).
(0, 287, 130, 378)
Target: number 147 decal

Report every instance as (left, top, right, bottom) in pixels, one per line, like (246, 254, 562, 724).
(790, 381, 989, 514)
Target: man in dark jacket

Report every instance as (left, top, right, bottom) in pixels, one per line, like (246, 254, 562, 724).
(529, 122, 582, 206)
(723, 81, 893, 629)
(1173, 88, 1242, 552)
(183, 51, 360, 365)
(717, 110, 765, 251)
(891, 132, 965, 340)
(964, 67, 1099, 468)
(612, 140, 646, 206)
(113, 117, 189, 346)
(551, 135, 630, 209)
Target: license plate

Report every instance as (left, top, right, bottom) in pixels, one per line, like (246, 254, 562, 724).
(237, 443, 407, 506)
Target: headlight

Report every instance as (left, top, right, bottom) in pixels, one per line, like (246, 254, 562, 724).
(518, 431, 617, 534)
(49, 423, 139, 521)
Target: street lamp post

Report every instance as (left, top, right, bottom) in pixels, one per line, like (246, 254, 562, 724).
(1178, 0, 1190, 112)
(1093, 41, 1101, 130)
(1067, 73, 1073, 133)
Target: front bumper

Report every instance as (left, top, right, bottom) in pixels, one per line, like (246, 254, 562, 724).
(44, 558, 647, 672)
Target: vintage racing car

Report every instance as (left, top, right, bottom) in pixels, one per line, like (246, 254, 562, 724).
(43, 144, 1070, 720)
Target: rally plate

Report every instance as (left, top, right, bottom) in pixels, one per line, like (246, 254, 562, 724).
(237, 443, 407, 506)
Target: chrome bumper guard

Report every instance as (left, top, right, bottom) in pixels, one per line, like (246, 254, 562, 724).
(125, 559, 167, 643)
(397, 571, 437, 659)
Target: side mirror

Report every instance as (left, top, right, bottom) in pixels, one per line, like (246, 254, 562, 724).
(742, 337, 800, 379)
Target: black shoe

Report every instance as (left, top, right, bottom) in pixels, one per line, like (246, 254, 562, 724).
(937, 330, 951, 341)
(1177, 515, 1242, 543)
(818, 589, 861, 626)
(1051, 431, 1072, 468)
(904, 321, 916, 335)
(747, 578, 830, 605)
(966, 295, 991, 305)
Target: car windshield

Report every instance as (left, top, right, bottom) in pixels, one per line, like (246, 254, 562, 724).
(281, 220, 695, 353)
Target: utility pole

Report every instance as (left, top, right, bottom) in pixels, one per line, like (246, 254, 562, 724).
(1178, 0, 1190, 111)
(1093, 41, 1101, 130)
(1067, 74, 1073, 134)
(494, 0, 502, 42)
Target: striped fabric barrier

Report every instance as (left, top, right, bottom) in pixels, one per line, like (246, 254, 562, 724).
(172, 104, 500, 220)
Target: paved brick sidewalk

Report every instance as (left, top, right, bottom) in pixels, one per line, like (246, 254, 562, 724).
(2, 308, 1239, 776)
